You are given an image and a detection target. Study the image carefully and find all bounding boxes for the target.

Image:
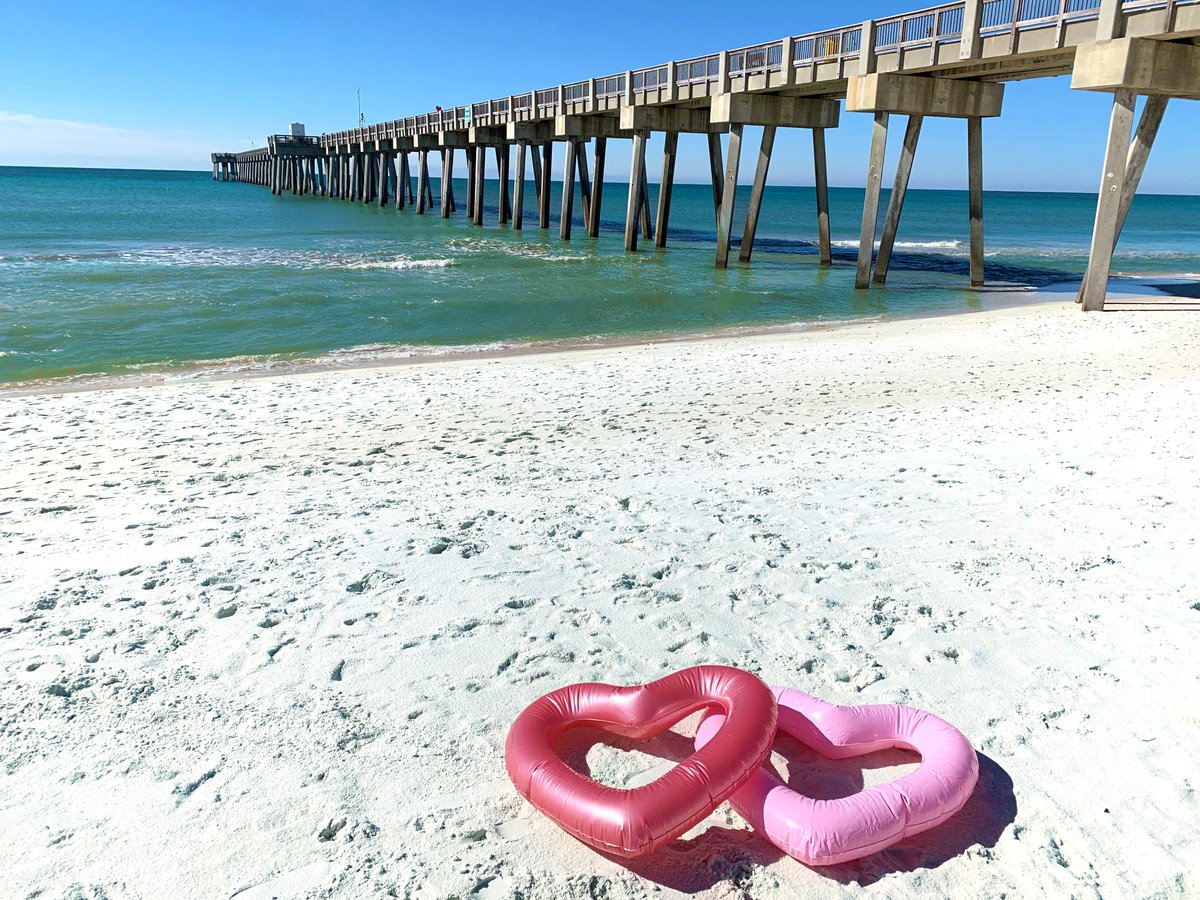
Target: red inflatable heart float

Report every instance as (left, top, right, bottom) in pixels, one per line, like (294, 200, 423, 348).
(505, 665, 777, 858)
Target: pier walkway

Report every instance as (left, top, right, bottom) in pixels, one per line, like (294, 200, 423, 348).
(213, 0, 1200, 311)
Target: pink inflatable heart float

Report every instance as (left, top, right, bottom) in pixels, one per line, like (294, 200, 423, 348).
(695, 686, 979, 866)
(506, 666, 978, 869)
(504, 665, 777, 858)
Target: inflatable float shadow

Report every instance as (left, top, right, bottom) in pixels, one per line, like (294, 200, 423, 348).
(553, 724, 1016, 892)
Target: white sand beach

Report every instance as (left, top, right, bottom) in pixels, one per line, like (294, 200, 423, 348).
(1, 301, 1198, 900)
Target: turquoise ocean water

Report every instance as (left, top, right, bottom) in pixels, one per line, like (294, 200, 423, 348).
(2, 165, 1198, 386)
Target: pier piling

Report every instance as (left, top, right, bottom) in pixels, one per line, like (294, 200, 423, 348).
(813, 129, 832, 267)
(417, 150, 430, 215)
(624, 131, 648, 252)
(873, 115, 923, 285)
(513, 141, 527, 230)
(856, 112, 889, 289)
(715, 125, 743, 269)
(654, 130, 678, 249)
(968, 118, 984, 287)
(738, 125, 776, 264)
(587, 137, 607, 239)
(561, 138, 577, 241)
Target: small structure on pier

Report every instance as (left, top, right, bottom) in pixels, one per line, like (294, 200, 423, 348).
(212, 0, 1200, 312)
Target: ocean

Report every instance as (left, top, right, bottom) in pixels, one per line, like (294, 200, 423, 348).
(2, 165, 1198, 387)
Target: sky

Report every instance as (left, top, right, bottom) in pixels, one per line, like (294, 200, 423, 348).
(0, 0, 1195, 194)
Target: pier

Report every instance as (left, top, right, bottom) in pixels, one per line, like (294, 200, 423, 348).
(212, 0, 1200, 312)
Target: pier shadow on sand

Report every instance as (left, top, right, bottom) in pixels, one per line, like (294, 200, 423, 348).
(555, 723, 1017, 893)
(1104, 282, 1200, 312)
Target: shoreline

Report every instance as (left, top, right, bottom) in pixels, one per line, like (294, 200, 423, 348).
(0, 286, 1050, 400)
(2, 274, 1196, 400)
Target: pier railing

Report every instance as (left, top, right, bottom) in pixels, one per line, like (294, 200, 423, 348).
(307, 0, 1195, 150)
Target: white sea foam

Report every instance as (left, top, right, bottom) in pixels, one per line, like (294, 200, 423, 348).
(447, 237, 590, 262)
(340, 258, 455, 271)
(831, 239, 965, 251)
(3, 245, 458, 272)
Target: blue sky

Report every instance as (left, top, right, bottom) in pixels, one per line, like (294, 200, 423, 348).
(0, 0, 1195, 193)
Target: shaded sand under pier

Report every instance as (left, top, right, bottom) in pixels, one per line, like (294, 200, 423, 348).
(1, 302, 1197, 899)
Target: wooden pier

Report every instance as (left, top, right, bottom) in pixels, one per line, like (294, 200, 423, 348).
(212, 0, 1200, 312)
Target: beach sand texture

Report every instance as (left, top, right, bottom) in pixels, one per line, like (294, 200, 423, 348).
(1, 303, 1197, 899)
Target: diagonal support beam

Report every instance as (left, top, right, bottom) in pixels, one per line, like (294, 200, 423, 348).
(655, 130, 678, 249)
(1077, 94, 1167, 304)
(715, 125, 743, 268)
(873, 115, 924, 284)
(1081, 89, 1137, 312)
(813, 129, 832, 266)
(625, 130, 648, 252)
(738, 125, 777, 264)
(856, 112, 890, 289)
(561, 138, 577, 240)
(587, 138, 607, 238)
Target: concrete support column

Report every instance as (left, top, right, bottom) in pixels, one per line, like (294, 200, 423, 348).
(378, 152, 391, 207)
(859, 20, 878, 76)
(1073, 94, 1167, 302)
(465, 149, 476, 219)
(473, 145, 486, 225)
(707, 133, 725, 232)
(576, 140, 593, 231)
(497, 145, 511, 224)
(856, 112, 890, 289)
(960, 0, 985, 60)
(538, 142, 552, 230)
(528, 141, 542, 226)
(560, 138, 577, 240)
(417, 150, 430, 215)
(873, 115, 924, 284)
(1081, 89, 1137, 311)
(654, 130, 678, 249)
(441, 148, 454, 218)
(813, 129, 832, 266)
(781, 37, 797, 87)
(625, 130, 648, 252)
(513, 141, 527, 230)
(968, 117, 985, 286)
(638, 152, 652, 241)
(739, 125, 777, 263)
(715, 125, 744, 268)
(362, 154, 374, 204)
(1096, 0, 1124, 40)
(1113, 95, 1167, 252)
(586, 137, 606, 238)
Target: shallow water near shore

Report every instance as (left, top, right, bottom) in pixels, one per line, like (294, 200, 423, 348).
(2, 165, 1198, 386)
